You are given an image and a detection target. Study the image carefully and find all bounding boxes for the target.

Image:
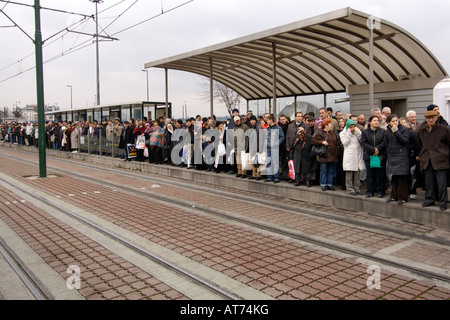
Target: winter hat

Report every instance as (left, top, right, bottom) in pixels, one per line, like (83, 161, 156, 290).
(427, 104, 438, 111)
(346, 119, 356, 130)
(232, 108, 239, 114)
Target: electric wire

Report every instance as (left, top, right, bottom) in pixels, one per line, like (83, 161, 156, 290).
(0, 0, 194, 84)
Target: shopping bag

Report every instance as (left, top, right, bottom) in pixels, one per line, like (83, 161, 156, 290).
(143, 147, 149, 158)
(241, 151, 254, 171)
(370, 155, 381, 168)
(127, 144, 137, 159)
(288, 160, 295, 180)
(135, 135, 146, 149)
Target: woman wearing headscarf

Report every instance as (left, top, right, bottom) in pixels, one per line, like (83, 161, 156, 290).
(340, 119, 365, 196)
(290, 127, 317, 187)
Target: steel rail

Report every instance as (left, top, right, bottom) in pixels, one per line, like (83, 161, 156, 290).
(1, 151, 449, 285)
(0, 237, 53, 300)
(0, 176, 242, 300)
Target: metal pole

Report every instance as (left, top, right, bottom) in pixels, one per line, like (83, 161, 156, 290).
(209, 58, 214, 118)
(90, 0, 102, 106)
(165, 68, 169, 118)
(34, 0, 46, 178)
(369, 18, 375, 110)
(272, 42, 277, 119)
(142, 70, 149, 101)
(67, 85, 73, 109)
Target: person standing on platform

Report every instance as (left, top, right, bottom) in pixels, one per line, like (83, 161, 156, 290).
(361, 115, 387, 198)
(340, 119, 364, 196)
(417, 110, 450, 211)
(384, 114, 411, 205)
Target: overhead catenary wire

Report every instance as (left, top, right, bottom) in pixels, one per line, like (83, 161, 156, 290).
(0, 0, 194, 84)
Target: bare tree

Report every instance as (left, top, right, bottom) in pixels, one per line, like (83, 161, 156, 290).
(12, 106, 23, 119)
(199, 77, 242, 117)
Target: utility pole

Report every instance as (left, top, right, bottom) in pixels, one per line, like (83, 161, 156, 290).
(142, 69, 149, 101)
(90, 0, 103, 106)
(67, 85, 73, 109)
(34, 0, 46, 178)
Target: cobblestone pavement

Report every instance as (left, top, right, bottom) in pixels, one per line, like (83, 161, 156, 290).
(0, 148, 449, 300)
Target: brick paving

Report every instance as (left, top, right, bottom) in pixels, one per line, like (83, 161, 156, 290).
(0, 183, 186, 300)
(0, 151, 449, 300)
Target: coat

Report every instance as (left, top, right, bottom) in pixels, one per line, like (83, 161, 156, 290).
(340, 127, 365, 172)
(70, 127, 80, 150)
(417, 123, 450, 171)
(312, 129, 340, 163)
(289, 134, 317, 175)
(361, 127, 387, 162)
(384, 124, 411, 176)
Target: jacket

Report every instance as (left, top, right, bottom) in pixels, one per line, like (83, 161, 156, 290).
(340, 127, 365, 172)
(312, 129, 340, 163)
(384, 124, 411, 176)
(361, 127, 387, 162)
(417, 123, 450, 171)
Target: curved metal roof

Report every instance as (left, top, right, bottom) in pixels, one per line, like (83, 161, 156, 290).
(144, 7, 448, 101)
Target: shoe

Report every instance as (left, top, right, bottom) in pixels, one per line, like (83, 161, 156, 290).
(236, 174, 242, 178)
(227, 170, 236, 175)
(397, 200, 406, 205)
(321, 187, 327, 192)
(386, 198, 396, 203)
(241, 175, 247, 179)
(327, 186, 335, 191)
(306, 181, 312, 188)
(256, 177, 262, 181)
(366, 193, 374, 198)
(274, 180, 280, 184)
(248, 176, 256, 180)
(356, 191, 363, 195)
(349, 192, 358, 196)
(377, 193, 385, 198)
(440, 204, 447, 211)
(410, 194, 417, 200)
(264, 179, 273, 183)
(288, 179, 295, 184)
(422, 201, 435, 208)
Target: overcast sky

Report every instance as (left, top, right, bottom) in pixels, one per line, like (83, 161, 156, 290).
(1, 0, 449, 118)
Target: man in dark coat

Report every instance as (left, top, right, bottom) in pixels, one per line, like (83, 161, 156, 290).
(119, 121, 135, 160)
(417, 110, 450, 211)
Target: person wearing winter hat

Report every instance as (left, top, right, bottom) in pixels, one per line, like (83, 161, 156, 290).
(425, 104, 448, 126)
(340, 119, 364, 195)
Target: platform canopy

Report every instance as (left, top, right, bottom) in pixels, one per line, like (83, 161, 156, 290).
(144, 7, 447, 102)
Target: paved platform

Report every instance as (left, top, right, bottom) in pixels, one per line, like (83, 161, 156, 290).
(2, 143, 448, 231)
(0, 144, 449, 302)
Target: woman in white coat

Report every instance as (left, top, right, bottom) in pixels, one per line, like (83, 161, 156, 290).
(340, 119, 365, 196)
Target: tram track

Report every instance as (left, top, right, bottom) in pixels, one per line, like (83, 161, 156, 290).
(1, 150, 449, 287)
(0, 174, 244, 300)
(0, 237, 53, 300)
(5, 149, 448, 246)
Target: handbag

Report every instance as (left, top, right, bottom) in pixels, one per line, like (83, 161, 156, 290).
(311, 144, 328, 157)
(370, 155, 381, 168)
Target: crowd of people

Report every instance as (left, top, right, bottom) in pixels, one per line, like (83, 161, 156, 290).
(1, 104, 449, 210)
